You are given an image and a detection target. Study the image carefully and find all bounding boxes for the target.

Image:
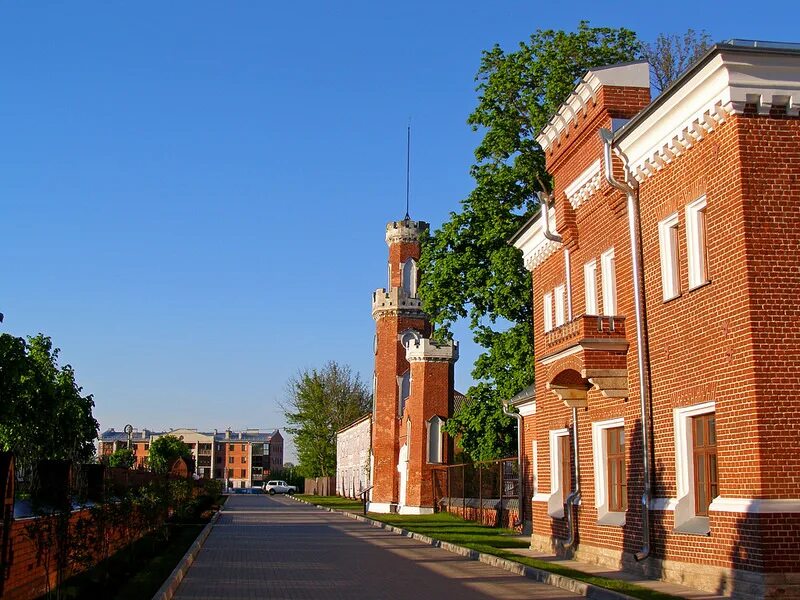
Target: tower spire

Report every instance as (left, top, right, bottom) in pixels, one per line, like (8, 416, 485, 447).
(405, 124, 411, 220)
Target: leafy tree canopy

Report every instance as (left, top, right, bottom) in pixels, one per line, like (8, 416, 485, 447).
(148, 435, 192, 475)
(419, 23, 640, 461)
(283, 361, 371, 478)
(0, 333, 99, 475)
(107, 448, 136, 469)
(640, 29, 712, 92)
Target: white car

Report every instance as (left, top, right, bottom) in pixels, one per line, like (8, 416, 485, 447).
(265, 480, 297, 495)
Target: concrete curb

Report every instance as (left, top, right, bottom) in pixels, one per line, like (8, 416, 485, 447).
(289, 496, 635, 600)
(151, 504, 225, 600)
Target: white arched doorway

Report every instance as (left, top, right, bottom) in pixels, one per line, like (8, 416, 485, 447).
(397, 442, 408, 508)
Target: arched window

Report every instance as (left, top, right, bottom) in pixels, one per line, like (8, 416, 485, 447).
(401, 258, 417, 296)
(397, 370, 411, 415)
(427, 416, 444, 464)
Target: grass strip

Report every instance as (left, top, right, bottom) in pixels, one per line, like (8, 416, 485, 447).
(300, 494, 681, 600)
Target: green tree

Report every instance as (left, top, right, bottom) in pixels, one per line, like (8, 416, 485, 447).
(419, 23, 640, 461)
(283, 362, 371, 478)
(147, 435, 192, 475)
(0, 333, 99, 475)
(107, 448, 136, 469)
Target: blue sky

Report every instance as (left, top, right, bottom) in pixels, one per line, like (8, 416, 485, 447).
(1, 3, 794, 461)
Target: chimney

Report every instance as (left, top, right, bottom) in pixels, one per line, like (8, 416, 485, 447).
(225, 429, 231, 439)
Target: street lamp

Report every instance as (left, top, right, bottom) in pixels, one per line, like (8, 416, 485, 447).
(124, 424, 134, 451)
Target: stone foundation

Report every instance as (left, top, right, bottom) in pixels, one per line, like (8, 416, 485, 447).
(531, 533, 799, 599)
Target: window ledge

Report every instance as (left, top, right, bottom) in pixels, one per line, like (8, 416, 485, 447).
(662, 292, 682, 304)
(687, 280, 712, 293)
(598, 511, 626, 527)
(674, 516, 710, 536)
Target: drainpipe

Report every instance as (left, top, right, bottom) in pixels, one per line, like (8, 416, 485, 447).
(599, 128, 652, 562)
(502, 399, 524, 527)
(562, 407, 581, 549)
(537, 191, 563, 244)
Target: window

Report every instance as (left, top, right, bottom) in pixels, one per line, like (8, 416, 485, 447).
(601, 249, 616, 315)
(229, 444, 234, 451)
(401, 258, 417, 296)
(240, 480, 246, 488)
(241, 456, 246, 463)
(241, 469, 247, 478)
(547, 429, 571, 517)
(241, 444, 246, 451)
(584, 261, 597, 315)
(693, 413, 718, 517)
(398, 370, 411, 415)
(554, 285, 566, 327)
(228, 456, 234, 464)
(686, 197, 709, 288)
(543, 292, 553, 333)
(673, 401, 716, 533)
(659, 213, 681, 300)
(607, 427, 627, 512)
(216, 456, 222, 463)
(144, 443, 150, 451)
(427, 416, 444, 464)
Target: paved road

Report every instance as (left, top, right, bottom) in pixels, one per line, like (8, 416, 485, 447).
(173, 494, 580, 599)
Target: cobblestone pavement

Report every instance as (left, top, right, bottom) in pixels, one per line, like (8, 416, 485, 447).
(173, 494, 581, 599)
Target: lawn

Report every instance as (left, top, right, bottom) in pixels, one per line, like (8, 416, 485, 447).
(300, 494, 681, 600)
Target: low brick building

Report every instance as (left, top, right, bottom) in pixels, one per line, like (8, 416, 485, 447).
(99, 427, 283, 488)
(510, 41, 800, 598)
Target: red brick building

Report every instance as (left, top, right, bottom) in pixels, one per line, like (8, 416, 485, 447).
(368, 218, 459, 514)
(510, 42, 800, 598)
(99, 427, 283, 488)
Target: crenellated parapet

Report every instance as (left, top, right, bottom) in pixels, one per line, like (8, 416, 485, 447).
(405, 338, 458, 363)
(372, 287, 425, 320)
(385, 218, 429, 246)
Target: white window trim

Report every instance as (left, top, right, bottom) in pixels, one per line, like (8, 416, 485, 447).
(543, 292, 553, 333)
(673, 401, 716, 533)
(601, 248, 617, 316)
(591, 418, 626, 527)
(686, 196, 708, 290)
(401, 258, 418, 297)
(397, 371, 411, 416)
(531, 439, 539, 497)
(584, 260, 597, 315)
(547, 428, 570, 518)
(658, 212, 681, 301)
(426, 416, 444, 464)
(554, 285, 566, 327)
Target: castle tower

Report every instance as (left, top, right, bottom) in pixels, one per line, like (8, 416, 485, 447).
(369, 217, 458, 514)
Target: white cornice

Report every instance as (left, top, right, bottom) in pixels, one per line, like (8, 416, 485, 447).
(618, 49, 800, 182)
(709, 497, 800, 514)
(564, 159, 602, 209)
(405, 338, 459, 363)
(536, 62, 649, 152)
(511, 206, 559, 272)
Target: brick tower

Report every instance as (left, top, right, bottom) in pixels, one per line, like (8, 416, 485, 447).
(368, 217, 458, 514)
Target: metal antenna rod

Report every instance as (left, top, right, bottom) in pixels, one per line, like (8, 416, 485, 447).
(405, 125, 411, 220)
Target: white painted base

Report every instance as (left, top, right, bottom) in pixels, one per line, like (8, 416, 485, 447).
(397, 505, 434, 515)
(367, 502, 395, 514)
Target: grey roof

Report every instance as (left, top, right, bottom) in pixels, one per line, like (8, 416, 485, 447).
(508, 384, 536, 406)
(453, 390, 470, 414)
(99, 428, 279, 443)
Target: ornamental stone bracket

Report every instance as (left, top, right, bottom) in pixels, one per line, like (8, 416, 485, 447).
(546, 383, 588, 408)
(372, 287, 426, 320)
(584, 369, 629, 399)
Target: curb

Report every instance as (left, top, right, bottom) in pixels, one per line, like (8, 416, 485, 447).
(151, 505, 225, 600)
(289, 496, 634, 600)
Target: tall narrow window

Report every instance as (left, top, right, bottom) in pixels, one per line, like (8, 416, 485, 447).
(401, 258, 417, 296)
(692, 413, 718, 516)
(543, 292, 553, 333)
(427, 416, 443, 464)
(559, 434, 572, 502)
(601, 248, 617, 316)
(659, 213, 681, 300)
(398, 370, 411, 415)
(584, 261, 597, 315)
(606, 427, 627, 512)
(554, 285, 566, 327)
(686, 197, 709, 289)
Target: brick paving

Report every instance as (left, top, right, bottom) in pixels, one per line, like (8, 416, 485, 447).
(173, 494, 582, 599)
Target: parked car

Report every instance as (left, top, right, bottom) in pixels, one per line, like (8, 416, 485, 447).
(265, 480, 297, 495)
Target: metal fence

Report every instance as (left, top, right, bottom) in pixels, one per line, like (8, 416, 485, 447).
(432, 457, 521, 530)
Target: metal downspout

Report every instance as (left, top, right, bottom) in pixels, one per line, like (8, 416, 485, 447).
(562, 407, 581, 549)
(599, 128, 652, 562)
(502, 400, 524, 527)
(537, 191, 563, 244)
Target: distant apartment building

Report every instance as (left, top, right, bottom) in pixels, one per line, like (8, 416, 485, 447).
(98, 427, 284, 488)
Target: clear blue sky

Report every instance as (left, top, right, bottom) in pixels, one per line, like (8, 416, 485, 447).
(1, 2, 793, 462)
